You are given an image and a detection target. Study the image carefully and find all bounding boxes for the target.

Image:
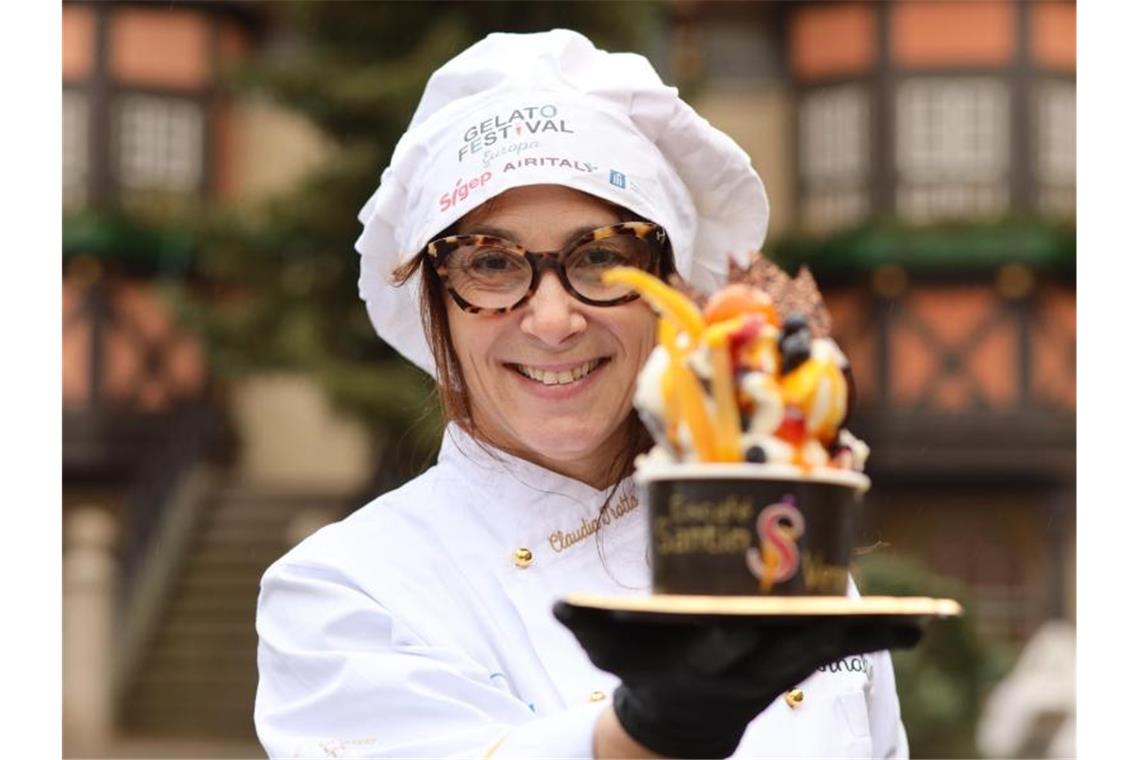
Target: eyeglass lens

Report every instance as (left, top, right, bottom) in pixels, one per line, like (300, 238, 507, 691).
(445, 233, 654, 310)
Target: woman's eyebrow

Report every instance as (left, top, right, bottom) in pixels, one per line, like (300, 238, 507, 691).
(562, 225, 605, 244)
(463, 224, 517, 240)
(461, 224, 607, 247)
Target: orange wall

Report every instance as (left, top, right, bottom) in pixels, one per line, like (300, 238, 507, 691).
(1031, 2, 1076, 72)
(891, 1, 1015, 68)
(62, 277, 91, 407)
(821, 288, 876, 403)
(1030, 285, 1076, 411)
(63, 276, 206, 412)
(826, 283, 1075, 414)
(790, 1, 1074, 80)
(890, 286, 1018, 411)
(789, 2, 876, 81)
(62, 3, 95, 82)
(109, 6, 211, 90)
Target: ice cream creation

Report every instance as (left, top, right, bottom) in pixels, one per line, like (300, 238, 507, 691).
(606, 261, 866, 475)
(562, 255, 960, 618)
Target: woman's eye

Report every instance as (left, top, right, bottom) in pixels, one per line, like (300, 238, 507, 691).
(470, 250, 516, 272)
(580, 247, 622, 266)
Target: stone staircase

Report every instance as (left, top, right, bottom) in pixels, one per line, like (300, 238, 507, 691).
(119, 485, 348, 741)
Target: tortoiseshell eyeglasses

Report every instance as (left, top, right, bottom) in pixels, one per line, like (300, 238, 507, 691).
(424, 221, 669, 314)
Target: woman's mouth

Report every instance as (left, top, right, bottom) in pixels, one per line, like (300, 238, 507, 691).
(508, 358, 610, 386)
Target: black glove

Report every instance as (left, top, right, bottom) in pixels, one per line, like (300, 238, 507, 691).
(553, 603, 921, 759)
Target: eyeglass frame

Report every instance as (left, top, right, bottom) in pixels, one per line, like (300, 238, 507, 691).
(422, 221, 670, 314)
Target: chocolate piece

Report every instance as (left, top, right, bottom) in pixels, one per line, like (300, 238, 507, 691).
(727, 253, 833, 338)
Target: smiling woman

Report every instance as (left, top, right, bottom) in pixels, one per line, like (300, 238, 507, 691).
(447, 188, 656, 487)
(397, 190, 668, 488)
(254, 29, 912, 760)
(401, 184, 661, 488)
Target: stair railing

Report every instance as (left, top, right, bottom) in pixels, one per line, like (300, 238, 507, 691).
(111, 400, 222, 710)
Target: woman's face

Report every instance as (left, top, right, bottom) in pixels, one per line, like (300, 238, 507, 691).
(445, 184, 657, 487)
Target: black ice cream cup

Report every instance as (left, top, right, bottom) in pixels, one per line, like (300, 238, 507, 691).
(637, 463, 871, 596)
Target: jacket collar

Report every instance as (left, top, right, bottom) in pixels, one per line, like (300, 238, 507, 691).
(435, 423, 643, 553)
(434, 424, 650, 603)
(437, 423, 624, 508)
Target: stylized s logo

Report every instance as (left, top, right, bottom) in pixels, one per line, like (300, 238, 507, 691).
(745, 498, 806, 592)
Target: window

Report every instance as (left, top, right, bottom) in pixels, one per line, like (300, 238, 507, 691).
(799, 83, 870, 232)
(115, 93, 204, 196)
(63, 89, 89, 209)
(1037, 80, 1075, 217)
(896, 77, 1009, 222)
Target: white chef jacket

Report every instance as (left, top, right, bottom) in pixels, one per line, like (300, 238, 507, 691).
(255, 424, 908, 759)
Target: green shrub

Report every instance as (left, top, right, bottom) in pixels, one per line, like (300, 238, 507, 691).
(854, 552, 1015, 758)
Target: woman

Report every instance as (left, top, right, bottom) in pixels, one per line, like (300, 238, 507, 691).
(256, 30, 912, 759)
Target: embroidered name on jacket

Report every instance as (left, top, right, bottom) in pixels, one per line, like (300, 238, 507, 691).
(548, 492, 640, 552)
(819, 654, 873, 679)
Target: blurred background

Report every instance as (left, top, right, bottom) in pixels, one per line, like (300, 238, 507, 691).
(61, 1, 1075, 758)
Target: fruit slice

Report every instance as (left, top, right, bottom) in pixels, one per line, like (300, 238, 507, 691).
(657, 320, 681, 450)
(701, 318, 747, 462)
(703, 283, 779, 326)
(602, 267, 705, 339)
(708, 344, 743, 462)
(674, 361, 718, 462)
(780, 357, 826, 407)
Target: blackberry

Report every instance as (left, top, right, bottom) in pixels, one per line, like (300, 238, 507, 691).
(745, 445, 767, 463)
(782, 313, 809, 332)
(779, 312, 812, 373)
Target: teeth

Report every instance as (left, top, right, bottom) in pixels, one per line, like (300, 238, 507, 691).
(516, 359, 602, 385)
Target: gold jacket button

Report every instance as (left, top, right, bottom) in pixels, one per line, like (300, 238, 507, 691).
(513, 547, 534, 568)
(785, 688, 805, 709)
(588, 690, 607, 702)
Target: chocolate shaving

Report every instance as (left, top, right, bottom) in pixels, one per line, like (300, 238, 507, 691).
(667, 252, 833, 337)
(788, 265, 833, 338)
(727, 252, 833, 338)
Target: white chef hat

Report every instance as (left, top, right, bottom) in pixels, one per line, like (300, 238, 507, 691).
(355, 29, 769, 375)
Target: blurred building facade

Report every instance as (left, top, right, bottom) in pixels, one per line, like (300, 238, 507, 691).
(62, 2, 365, 756)
(62, 0, 1075, 755)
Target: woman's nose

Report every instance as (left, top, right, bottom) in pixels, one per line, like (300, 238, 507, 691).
(519, 271, 587, 346)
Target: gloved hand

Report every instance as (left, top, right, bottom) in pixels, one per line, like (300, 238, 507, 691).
(553, 603, 922, 759)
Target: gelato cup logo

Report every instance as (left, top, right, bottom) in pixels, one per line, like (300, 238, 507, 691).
(745, 497, 805, 592)
(458, 105, 574, 162)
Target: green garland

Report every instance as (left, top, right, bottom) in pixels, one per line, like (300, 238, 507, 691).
(63, 211, 196, 275)
(768, 219, 1076, 283)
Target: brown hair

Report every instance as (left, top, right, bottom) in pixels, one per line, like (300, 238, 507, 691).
(391, 249, 474, 430)
(390, 201, 674, 488)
